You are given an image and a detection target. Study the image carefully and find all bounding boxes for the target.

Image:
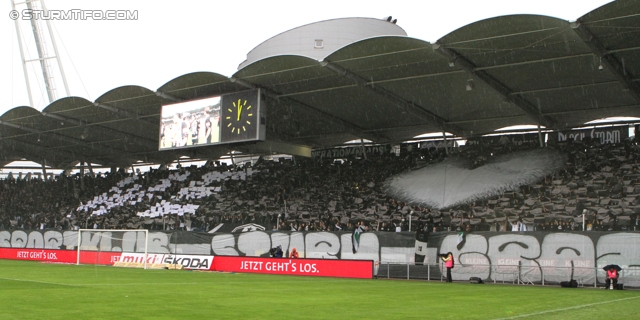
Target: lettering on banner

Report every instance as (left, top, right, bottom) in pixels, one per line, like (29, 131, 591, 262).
(292, 261, 319, 274)
(162, 254, 211, 269)
(116, 253, 212, 269)
(538, 233, 595, 283)
(212, 234, 239, 256)
(488, 234, 541, 282)
(556, 128, 625, 144)
(596, 233, 640, 286)
(440, 234, 490, 281)
(148, 232, 170, 254)
(427, 232, 640, 286)
(13, 235, 69, 255)
(265, 261, 290, 272)
(419, 141, 456, 150)
(239, 259, 319, 274)
(10, 229, 640, 286)
(27, 231, 44, 248)
(305, 232, 340, 259)
(565, 260, 591, 268)
(1, 230, 404, 266)
(16, 250, 58, 260)
(466, 135, 538, 147)
(119, 253, 164, 265)
(311, 145, 389, 159)
(463, 257, 489, 265)
(237, 231, 271, 256)
(537, 259, 556, 267)
(0, 231, 10, 248)
(63, 231, 78, 250)
(240, 260, 263, 271)
(11, 230, 28, 248)
(44, 231, 63, 249)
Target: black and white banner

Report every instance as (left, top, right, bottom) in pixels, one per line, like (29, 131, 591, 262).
(0, 230, 415, 264)
(3, 229, 639, 286)
(311, 145, 390, 159)
(466, 133, 539, 147)
(421, 231, 640, 287)
(549, 127, 629, 144)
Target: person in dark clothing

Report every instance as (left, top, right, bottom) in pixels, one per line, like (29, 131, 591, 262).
(269, 245, 283, 258)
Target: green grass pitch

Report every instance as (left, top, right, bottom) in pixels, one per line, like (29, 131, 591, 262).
(0, 259, 637, 319)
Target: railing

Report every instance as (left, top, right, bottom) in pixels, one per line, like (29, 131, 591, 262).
(376, 262, 638, 288)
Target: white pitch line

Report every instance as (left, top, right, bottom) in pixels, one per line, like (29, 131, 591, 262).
(77, 282, 214, 287)
(0, 277, 83, 287)
(76, 279, 347, 286)
(1, 275, 351, 288)
(494, 296, 640, 320)
(0, 278, 228, 287)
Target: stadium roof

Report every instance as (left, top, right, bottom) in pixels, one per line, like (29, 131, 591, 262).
(0, 0, 639, 169)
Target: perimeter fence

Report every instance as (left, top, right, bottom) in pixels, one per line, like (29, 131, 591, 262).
(377, 262, 639, 288)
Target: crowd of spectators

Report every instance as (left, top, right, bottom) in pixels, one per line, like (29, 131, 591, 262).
(1, 132, 639, 234)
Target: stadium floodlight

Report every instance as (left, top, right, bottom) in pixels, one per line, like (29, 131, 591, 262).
(80, 129, 89, 140)
(598, 57, 604, 71)
(77, 229, 149, 269)
(466, 79, 475, 91)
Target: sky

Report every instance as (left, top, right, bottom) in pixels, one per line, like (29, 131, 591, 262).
(1, 0, 614, 115)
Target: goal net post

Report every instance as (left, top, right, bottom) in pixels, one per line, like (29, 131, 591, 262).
(76, 229, 149, 269)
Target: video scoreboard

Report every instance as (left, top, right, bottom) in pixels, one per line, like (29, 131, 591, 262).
(159, 89, 265, 150)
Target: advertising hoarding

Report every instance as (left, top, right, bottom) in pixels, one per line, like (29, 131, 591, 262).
(212, 256, 373, 279)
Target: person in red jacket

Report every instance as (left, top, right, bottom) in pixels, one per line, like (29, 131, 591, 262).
(606, 268, 618, 290)
(289, 247, 299, 259)
(441, 252, 454, 282)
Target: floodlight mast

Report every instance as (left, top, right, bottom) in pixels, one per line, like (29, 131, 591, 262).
(11, 0, 70, 108)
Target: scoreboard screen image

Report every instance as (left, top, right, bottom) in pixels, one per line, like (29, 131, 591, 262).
(159, 89, 264, 150)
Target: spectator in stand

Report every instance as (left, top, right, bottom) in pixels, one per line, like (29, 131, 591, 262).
(2, 134, 640, 233)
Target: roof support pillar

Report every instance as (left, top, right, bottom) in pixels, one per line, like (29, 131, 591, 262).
(42, 159, 47, 178)
(443, 131, 449, 155)
(538, 124, 544, 148)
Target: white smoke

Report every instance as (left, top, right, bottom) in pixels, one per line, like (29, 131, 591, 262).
(384, 148, 566, 209)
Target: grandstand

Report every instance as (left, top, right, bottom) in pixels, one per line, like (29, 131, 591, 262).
(1, 1, 638, 171)
(1, 0, 640, 288)
(1, 0, 638, 231)
(1, 134, 638, 233)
